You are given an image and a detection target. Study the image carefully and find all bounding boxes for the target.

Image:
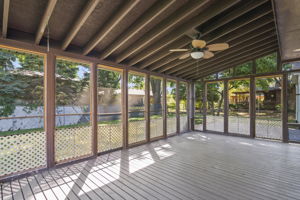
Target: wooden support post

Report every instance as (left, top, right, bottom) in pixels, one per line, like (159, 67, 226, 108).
(277, 51, 282, 72)
(122, 68, 129, 148)
(176, 80, 180, 134)
(45, 52, 56, 167)
(189, 82, 195, 131)
(2, 0, 10, 38)
(250, 76, 256, 138)
(91, 63, 98, 155)
(282, 72, 289, 142)
(163, 76, 167, 138)
(203, 82, 207, 132)
(252, 59, 256, 74)
(223, 80, 229, 134)
(145, 74, 150, 142)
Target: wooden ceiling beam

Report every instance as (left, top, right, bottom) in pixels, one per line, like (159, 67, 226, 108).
(169, 32, 276, 77)
(180, 39, 277, 78)
(83, 0, 139, 55)
(162, 20, 275, 74)
(186, 45, 278, 79)
(35, 0, 58, 44)
(188, 47, 277, 79)
(164, 28, 275, 76)
(135, 0, 268, 69)
(98, 0, 175, 60)
(176, 33, 277, 77)
(128, 0, 239, 66)
(162, 59, 196, 74)
(192, 49, 276, 80)
(2, 0, 10, 38)
(198, 0, 269, 36)
(194, 49, 277, 79)
(202, 3, 272, 45)
(114, 0, 211, 63)
(151, 11, 273, 74)
(209, 14, 274, 46)
(180, 45, 277, 80)
(164, 59, 194, 73)
(139, 36, 191, 70)
(61, 0, 101, 50)
(183, 41, 278, 79)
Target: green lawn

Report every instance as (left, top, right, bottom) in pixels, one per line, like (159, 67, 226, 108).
(0, 116, 153, 136)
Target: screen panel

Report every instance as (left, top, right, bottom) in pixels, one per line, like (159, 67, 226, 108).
(228, 79, 250, 135)
(166, 80, 177, 135)
(0, 48, 46, 176)
(194, 82, 204, 131)
(97, 66, 123, 152)
(255, 76, 282, 140)
(55, 58, 92, 162)
(128, 72, 146, 144)
(179, 82, 188, 132)
(206, 82, 224, 132)
(287, 72, 300, 142)
(150, 76, 163, 139)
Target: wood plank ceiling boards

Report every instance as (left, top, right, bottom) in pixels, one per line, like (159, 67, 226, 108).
(1, 0, 278, 80)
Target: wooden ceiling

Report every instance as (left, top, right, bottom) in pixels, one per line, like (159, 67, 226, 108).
(273, 0, 300, 63)
(0, 0, 278, 80)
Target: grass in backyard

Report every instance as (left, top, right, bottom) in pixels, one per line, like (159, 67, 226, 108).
(0, 128, 44, 136)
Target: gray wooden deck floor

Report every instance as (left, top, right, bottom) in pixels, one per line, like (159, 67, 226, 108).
(1, 132, 300, 200)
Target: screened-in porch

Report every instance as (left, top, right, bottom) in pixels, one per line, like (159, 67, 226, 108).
(1, 0, 300, 199)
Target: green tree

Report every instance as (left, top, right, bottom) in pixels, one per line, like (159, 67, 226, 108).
(235, 61, 252, 76)
(207, 83, 222, 116)
(203, 53, 280, 116)
(150, 77, 162, 114)
(128, 73, 144, 89)
(55, 59, 90, 109)
(0, 49, 44, 117)
(179, 82, 187, 111)
(97, 69, 121, 89)
(256, 53, 277, 73)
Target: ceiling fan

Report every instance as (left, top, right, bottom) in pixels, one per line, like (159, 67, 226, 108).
(169, 35, 229, 60)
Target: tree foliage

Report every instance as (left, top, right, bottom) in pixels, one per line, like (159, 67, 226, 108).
(0, 47, 280, 120)
(202, 53, 279, 116)
(256, 53, 277, 73)
(97, 69, 121, 89)
(179, 82, 187, 111)
(128, 73, 144, 89)
(56, 59, 90, 107)
(0, 49, 44, 117)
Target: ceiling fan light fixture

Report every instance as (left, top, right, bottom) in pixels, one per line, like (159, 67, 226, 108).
(190, 51, 204, 59)
(293, 48, 300, 52)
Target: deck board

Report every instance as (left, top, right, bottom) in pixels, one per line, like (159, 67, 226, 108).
(1, 132, 300, 200)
